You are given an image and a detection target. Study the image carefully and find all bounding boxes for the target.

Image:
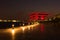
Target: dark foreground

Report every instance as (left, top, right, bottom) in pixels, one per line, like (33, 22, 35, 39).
(0, 22, 60, 40)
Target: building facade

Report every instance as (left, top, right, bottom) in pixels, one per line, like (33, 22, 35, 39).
(29, 12, 48, 22)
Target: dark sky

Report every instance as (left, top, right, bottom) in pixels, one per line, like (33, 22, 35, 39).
(0, 0, 60, 20)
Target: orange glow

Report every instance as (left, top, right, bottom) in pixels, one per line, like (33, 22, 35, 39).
(27, 26, 31, 30)
(0, 22, 39, 34)
(12, 29, 14, 34)
(21, 27, 26, 32)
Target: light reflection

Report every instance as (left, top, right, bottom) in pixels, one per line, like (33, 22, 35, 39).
(40, 24, 45, 32)
(27, 26, 31, 30)
(12, 29, 14, 35)
(0, 22, 39, 40)
(20, 27, 26, 33)
(23, 23, 25, 26)
(4, 28, 15, 40)
(21, 27, 25, 31)
(12, 29, 15, 40)
(0, 22, 39, 33)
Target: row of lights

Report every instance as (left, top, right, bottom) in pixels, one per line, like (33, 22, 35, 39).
(0, 20, 20, 22)
(0, 22, 39, 40)
(11, 22, 39, 33)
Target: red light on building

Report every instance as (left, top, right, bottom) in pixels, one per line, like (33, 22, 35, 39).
(29, 12, 48, 21)
(41, 16, 45, 20)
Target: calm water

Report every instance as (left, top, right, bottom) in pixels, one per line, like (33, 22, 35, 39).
(0, 22, 60, 40)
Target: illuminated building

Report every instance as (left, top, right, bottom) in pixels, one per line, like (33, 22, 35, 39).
(29, 12, 48, 21)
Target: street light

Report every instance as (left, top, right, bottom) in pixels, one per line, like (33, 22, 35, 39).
(12, 24, 14, 29)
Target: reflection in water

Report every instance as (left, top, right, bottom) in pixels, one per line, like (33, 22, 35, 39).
(12, 29, 14, 35)
(0, 22, 41, 40)
(21, 27, 26, 33)
(12, 29, 15, 40)
(40, 24, 45, 32)
(27, 26, 31, 30)
(0, 22, 60, 40)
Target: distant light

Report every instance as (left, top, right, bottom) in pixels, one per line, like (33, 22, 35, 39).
(4, 20, 7, 22)
(12, 20, 17, 22)
(0, 20, 2, 22)
(49, 18, 51, 21)
(12, 24, 14, 27)
(12, 24, 14, 29)
(23, 23, 25, 26)
(41, 16, 44, 20)
(53, 17, 56, 20)
(8, 20, 11, 22)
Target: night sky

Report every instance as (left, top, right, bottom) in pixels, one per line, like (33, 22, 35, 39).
(0, 0, 60, 20)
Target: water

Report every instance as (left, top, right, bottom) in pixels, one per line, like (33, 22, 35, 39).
(0, 22, 60, 40)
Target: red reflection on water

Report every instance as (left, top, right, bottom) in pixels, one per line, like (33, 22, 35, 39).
(40, 24, 45, 32)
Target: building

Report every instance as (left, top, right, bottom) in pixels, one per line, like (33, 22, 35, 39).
(29, 12, 48, 22)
